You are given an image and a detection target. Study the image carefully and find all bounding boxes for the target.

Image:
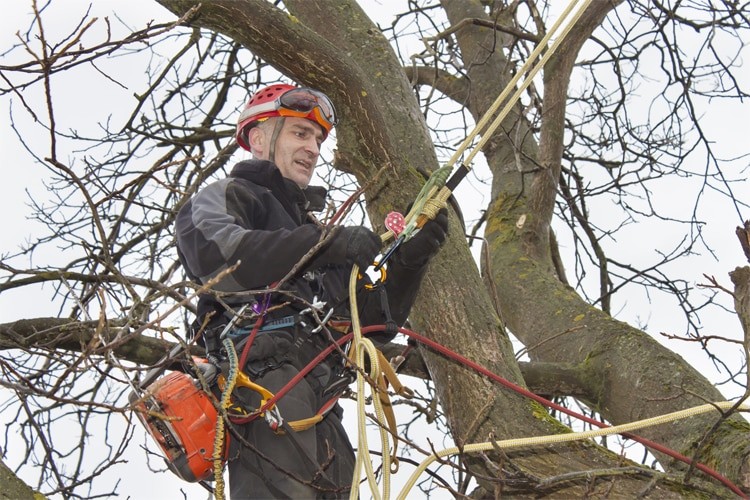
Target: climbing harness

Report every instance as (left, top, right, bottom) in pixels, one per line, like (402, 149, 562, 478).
(130, 303, 359, 500)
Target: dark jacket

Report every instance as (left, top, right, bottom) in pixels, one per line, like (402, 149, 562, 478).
(175, 160, 425, 347)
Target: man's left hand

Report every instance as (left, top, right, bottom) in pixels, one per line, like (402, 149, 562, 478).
(396, 208, 448, 268)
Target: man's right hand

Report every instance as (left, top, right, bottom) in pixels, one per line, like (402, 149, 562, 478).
(336, 226, 381, 269)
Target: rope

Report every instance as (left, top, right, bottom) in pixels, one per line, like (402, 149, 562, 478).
(348, 266, 393, 500)
(212, 337, 238, 500)
(399, 164, 452, 241)
(393, 0, 596, 241)
(397, 401, 750, 500)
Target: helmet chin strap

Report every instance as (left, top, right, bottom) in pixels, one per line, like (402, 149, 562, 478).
(268, 117, 285, 164)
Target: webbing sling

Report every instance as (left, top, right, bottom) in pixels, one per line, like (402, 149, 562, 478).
(374, 349, 413, 472)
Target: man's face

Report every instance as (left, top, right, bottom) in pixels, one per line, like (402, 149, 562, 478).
(253, 117, 324, 188)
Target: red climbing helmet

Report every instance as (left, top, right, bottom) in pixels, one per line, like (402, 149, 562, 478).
(236, 84, 338, 151)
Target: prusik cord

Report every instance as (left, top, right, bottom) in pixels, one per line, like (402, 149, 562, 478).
(212, 337, 239, 500)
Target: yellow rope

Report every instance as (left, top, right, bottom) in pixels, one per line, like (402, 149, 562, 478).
(349, 264, 393, 500)
(398, 0, 595, 237)
(396, 401, 749, 499)
(212, 337, 238, 500)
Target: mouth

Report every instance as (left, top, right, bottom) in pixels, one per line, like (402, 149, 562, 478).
(295, 160, 312, 171)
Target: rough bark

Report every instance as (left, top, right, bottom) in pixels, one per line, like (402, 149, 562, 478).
(0, 459, 45, 500)
(466, 0, 750, 491)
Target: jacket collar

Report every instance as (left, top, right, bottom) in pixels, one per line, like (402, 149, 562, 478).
(230, 159, 327, 216)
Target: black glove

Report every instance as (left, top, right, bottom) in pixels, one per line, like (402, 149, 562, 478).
(395, 208, 448, 269)
(333, 226, 382, 269)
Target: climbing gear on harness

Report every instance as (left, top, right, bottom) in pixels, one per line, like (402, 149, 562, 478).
(384, 211, 406, 237)
(236, 84, 337, 150)
(171, 298, 351, 438)
(128, 311, 254, 488)
(217, 364, 276, 418)
(131, 315, 336, 495)
(226, 315, 299, 341)
(322, 366, 356, 397)
(193, 353, 222, 387)
(212, 335, 239, 499)
(375, 165, 451, 270)
(359, 263, 387, 290)
(130, 343, 224, 484)
(377, 285, 398, 338)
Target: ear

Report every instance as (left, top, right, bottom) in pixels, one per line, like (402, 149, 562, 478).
(248, 126, 267, 158)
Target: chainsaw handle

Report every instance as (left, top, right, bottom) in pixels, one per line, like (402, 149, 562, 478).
(139, 343, 185, 390)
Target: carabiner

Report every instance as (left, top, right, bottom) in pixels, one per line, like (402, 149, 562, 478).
(359, 261, 388, 290)
(264, 405, 284, 432)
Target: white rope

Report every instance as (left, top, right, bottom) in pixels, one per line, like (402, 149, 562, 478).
(397, 401, 749, 499)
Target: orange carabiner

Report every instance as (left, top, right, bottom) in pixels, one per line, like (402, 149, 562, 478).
(358, 261, 387, 290)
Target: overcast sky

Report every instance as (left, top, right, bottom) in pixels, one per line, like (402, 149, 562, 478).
(1, 1, 749, 499)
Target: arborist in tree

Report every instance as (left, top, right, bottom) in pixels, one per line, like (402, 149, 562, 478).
(174, 83, 448, 499)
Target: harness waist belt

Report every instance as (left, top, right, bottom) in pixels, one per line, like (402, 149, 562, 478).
(226, 315, 299, 340)
(258, 315, 298, 331)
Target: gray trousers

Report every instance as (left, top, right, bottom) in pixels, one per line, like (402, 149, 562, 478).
(227, 363, 355, 499)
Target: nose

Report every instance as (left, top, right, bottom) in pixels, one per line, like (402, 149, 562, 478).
(305, 136, 320, 157)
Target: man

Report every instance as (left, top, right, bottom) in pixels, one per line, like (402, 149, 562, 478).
(175, 83, 448, 499)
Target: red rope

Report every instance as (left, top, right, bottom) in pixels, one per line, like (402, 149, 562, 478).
(237, 313, 264, 370)
(241, 324, 746, 497)
(328, 185, 366, 226)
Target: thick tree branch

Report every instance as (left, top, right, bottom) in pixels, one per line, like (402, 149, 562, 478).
(381, 342, 604, 401)
(0, 317, 195, 366)
(403, 65, 470, 104)
(0, 458, 44, 500)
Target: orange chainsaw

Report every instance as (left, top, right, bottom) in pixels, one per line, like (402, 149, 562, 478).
(130, 332, 277, 484)
(129, 346, 224, 483)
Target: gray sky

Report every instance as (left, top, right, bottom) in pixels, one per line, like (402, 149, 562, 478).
(1, 1, 749, 498)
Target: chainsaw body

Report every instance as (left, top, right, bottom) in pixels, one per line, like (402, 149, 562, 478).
(130, 369, 224, 482)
